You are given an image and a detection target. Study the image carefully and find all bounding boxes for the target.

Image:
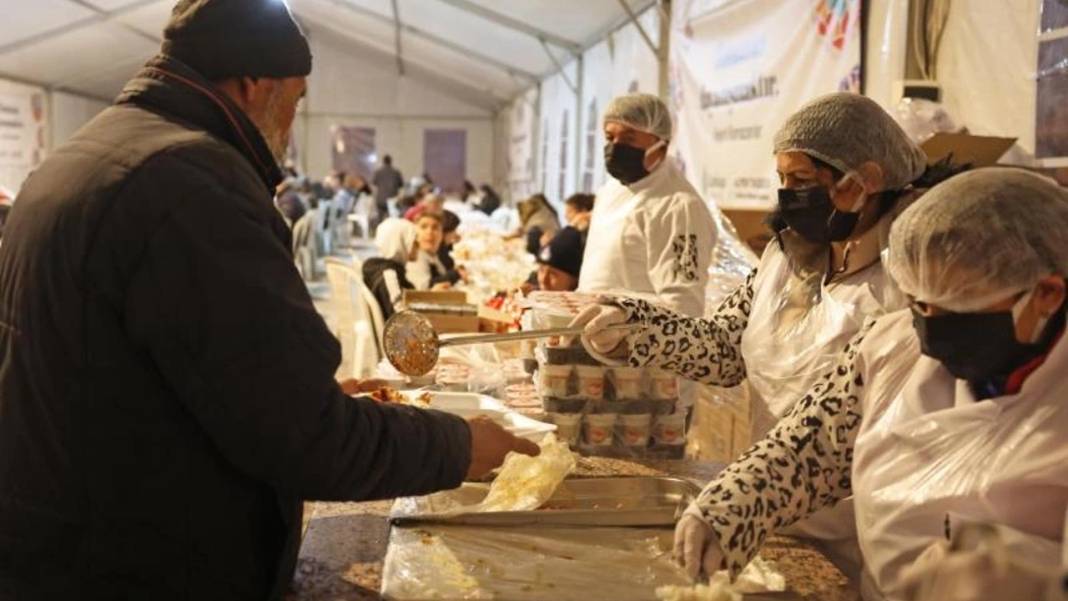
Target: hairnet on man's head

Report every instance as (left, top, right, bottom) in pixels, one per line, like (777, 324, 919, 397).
(887, 168, 1068, 313)
(774, 92, 927, 190)
(603, 93, 672, 140)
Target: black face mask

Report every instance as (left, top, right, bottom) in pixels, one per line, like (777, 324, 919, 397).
(604, 142, 650, 185)
(776, 185, 860, 244)
(911, 308, 1045, 384)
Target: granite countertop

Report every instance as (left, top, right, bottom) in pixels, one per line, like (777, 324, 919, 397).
(286, 458, 858, 601)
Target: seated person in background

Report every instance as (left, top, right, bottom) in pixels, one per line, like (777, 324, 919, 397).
(563, 192, 595, 235)
(394, 193, 419, 217)
(274, 178, 307, 224)
(462, 180, 478, 206)
(334, 172, 372, 216)
(436, 210, 466, 286)
(362, 218, 418, 320)
(520, 226, 586, 294)
(477, 183, 502, 216)
(535, 226, 585, 292)
(404, 192, 445, 221)
(407, 212, 454, 291)
(511, 193, 560, 251)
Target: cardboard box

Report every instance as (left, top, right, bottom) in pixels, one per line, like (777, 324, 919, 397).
(402, 290, 480, 333)
(478, 305, 516, 334)
(920, 132, 1016, 168)
(723, 208, 772, 255)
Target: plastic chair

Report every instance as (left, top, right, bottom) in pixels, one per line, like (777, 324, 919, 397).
(324, 258, 357, 366)
(358, 278, 386, 362)
(313, 201, 333, 256)
(291, 213, 316, 280)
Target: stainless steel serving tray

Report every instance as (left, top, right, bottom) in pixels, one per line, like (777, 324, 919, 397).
(389, 476, 700, 528)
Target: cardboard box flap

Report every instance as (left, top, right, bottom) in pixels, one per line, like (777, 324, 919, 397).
(402, 290, 468, 305)
(920, 133, 1017, 168)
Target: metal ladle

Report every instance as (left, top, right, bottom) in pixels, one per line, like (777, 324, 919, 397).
(382, 310, 633, 377)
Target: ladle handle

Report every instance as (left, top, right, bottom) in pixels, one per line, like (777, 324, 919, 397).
(437, 323, 633, 348)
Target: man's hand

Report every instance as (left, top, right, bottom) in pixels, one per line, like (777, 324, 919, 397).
(466, 416, 540, 480)
(432, 282, 452, 291)
(338, 378, 389, 395)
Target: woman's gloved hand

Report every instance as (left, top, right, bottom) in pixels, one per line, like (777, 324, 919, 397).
(674, 505, 725, 582)
(569, 304, 629, 355)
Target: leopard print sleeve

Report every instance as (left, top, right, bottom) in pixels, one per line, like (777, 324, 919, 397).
(613, 268, 757, 387)
(695, 319, 875, 577)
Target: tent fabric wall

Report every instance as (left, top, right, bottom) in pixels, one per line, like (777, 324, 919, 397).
(0, 79, 107, 194)
(299, 32, 494, 182)
(936, 0, 1041, 162)
(51, 91, 109, 148)
(539, 61, 580, 209)
(497, 87, 540, 205)
(863, 0, 910, 110)
(579, 8, 661, 194)
(496, 6, 662, 207)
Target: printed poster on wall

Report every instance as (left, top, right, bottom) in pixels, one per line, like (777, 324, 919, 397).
(0, 90, 47, 194)
(670, 0, 862, 210)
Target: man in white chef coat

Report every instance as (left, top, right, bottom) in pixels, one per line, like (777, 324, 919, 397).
(579, 93, 715, 319)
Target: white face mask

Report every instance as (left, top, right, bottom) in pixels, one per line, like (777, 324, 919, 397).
(836, 171, 868, 213)
(1011, 287, 1050, 344)
(644, 139, 667, 170)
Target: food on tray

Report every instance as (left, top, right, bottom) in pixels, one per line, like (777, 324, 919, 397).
(655, 557, 785, 601)
(369, 387, 431, 406)
(476, 434, 576, 512)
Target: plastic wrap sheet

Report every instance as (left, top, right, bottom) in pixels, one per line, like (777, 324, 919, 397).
(704, 204, 759, 313)
(893, 98, 960, 145)
(478, 435, 576, 512)
(381, 525, 689, 601)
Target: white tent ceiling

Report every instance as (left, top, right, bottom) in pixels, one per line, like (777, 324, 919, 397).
(1, 0, 658, 108)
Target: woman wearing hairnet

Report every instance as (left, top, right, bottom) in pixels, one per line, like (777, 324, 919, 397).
(672, 168, 1068, 601)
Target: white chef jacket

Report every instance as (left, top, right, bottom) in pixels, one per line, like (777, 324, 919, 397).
(578, 159, 715, 318)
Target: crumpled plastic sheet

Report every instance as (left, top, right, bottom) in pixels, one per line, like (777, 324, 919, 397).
(381, 525, 690, 601)
(656, 557, 787, 601)
(703, 205, 758, 314)
(477, 434, 576, 512)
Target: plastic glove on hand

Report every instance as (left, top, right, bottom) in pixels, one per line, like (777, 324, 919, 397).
(568, 304, 629, 355)
(674, 509, 725, 582)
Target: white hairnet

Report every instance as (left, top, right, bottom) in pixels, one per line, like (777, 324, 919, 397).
(887, 167, 1068, 312)
(375, 217, 417, 264)
(774, 92, 927, 190)
(603, 93, 672, 140)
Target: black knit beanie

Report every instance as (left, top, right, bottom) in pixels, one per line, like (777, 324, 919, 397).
(538, 227, 585, 279)
(162, 0, 312, 81)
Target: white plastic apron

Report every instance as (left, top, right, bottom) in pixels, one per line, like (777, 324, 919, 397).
(853, 338, 1068, 601)
(739, 242, 883, 440)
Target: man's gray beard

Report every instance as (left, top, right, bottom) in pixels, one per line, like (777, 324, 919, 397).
(251, 91, 290, 165)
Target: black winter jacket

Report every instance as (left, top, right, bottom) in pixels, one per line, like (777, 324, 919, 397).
(362, 258, 413, 321)
(0, 56, 470, 600)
